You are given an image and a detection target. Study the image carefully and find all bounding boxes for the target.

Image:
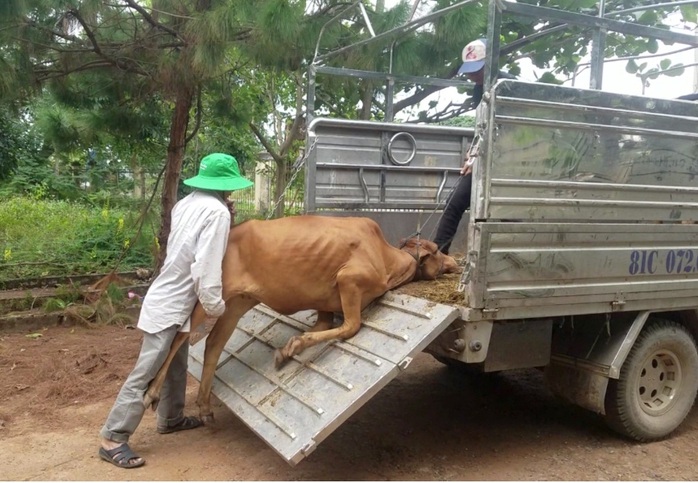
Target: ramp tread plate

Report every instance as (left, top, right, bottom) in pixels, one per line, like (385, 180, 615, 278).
(187, 291, 459, 465)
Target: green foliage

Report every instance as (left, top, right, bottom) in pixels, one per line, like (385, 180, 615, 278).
(536, 71, 564, 85)
(0, 107, 45, 182)
(0, 0, 691, 268)
(0, 113, 24, 181)
(105, 281, 125, 303)
(492, 0, 694, 92)
(63, 288, 138, 327)
(1, 156, 82, 200)
(0, 196, 155, 280)
(681, 4, 698, 23)
(44, 297, 69, 312)
(625, 54, 686, 91)
(55, 282, 82, 304)
(2, 291, 35, 312)
(440, 116, 476, 128)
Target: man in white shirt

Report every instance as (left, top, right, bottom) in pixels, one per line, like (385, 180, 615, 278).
(98, 153, 253, 469)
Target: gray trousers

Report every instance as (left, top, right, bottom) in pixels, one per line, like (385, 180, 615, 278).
(100, 325, 189, 443)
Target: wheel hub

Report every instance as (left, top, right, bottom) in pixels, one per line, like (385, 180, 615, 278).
(636, 349, 682, 416)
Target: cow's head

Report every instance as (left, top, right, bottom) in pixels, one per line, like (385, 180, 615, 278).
(399, 238, 461, 280)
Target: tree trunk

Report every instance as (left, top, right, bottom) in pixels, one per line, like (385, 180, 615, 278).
(138, 167, 146, 200)
(129, 152, 145, 199)
(360, 82, 373, 120)
(154, 87, 193, 273)
(273, 158, 288, 219)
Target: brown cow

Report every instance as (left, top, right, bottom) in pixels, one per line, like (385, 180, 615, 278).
(143, 215, 460, 422)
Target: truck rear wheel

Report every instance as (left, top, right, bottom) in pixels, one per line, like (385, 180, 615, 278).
(604, 318, 698, 441)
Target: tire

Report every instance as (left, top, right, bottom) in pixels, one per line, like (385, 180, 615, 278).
(604, 318, 698, 442)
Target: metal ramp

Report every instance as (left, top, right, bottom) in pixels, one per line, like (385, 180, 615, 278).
(187, 291, 459, 466)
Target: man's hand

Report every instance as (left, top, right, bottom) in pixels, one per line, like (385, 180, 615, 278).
(461, 154, 476, 176)
(205, 299, 226, 320)
(225, 199, 236, 225)
(461, 135, 480, 176)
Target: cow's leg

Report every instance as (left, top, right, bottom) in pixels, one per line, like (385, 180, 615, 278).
(272, 312, 333, 368)
(197, 296, 258, 423)
(143, 303, 208, 411)
(275, 272, 368, 368)
(308, 311, 334, 333)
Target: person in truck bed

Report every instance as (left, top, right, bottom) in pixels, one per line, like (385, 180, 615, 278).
(433, 38, 515, 254)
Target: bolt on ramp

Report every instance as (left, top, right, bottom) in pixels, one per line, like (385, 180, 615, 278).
(188, 291, 459, 466)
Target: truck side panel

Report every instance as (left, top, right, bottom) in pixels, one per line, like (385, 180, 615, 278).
(305, 118, 473, 251)
(467, 81, 698, 316)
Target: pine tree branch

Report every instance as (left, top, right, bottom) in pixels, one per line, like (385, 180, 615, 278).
(313, 91, 344, 117)
(392, 65, 462, 114)
(24, 19, 83, 43)
(122, 0, 183, 41)
(250, 122, 284, 164)
(279, 114, 304, 158)
(230, 28, 253, 41)
(68, 9, 104, 56)
(35, 60, 116, 80)
(148, 7, 195, 20)
(500, 23, 573, 56)
(67, 9, 148, 76)
(156, 42, 186, 49)
(12, 38, 95, 54)
(185, 85, 203, 145)
(308, 2, 356, 19)
(391, 23, 582, 115)
(405, 101, 472, 124)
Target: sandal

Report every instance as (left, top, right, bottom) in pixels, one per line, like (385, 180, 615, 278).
(157, 416, 203, 434)
(98, 443, 145, 469)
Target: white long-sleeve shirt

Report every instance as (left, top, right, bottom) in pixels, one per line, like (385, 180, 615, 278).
(138, 190, 230, 334)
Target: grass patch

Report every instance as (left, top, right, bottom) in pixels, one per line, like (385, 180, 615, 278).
(0, 196, 156, 280)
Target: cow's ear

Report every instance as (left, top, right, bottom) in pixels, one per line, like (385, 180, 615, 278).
(419, 239, 439, 255)
(417, 248, 432, 262)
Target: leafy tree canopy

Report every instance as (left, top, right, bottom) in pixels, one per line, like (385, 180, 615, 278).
(0, 0, 694, 268)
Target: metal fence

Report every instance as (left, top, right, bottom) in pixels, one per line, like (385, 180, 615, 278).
(222, 168, 305, 220)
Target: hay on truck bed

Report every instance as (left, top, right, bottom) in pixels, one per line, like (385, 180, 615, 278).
(392, 255, 466, 306)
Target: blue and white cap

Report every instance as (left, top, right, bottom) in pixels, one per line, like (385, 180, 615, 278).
(458, 38, 487, 75)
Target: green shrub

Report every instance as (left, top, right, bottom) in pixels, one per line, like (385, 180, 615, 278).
(0, 196, 156, 280)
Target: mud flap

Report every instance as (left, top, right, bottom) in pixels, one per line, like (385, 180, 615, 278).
(187, 291, 459, 466)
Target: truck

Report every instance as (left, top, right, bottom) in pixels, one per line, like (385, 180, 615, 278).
(188, 0, 698, 466)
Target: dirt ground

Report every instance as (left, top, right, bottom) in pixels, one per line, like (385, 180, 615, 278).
(2, 323, 698, 481)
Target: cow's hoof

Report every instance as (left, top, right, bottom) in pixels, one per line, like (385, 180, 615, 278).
(143, 393, 160, 411)
(200, 413, 215, 425)
(274, 349, 289, 369)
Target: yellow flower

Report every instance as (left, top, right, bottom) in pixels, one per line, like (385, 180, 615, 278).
(123, 239, 130, 249)
(3, 248, 11, 261)
(101, 208, 109, 220)
(117, 218, 124, 233)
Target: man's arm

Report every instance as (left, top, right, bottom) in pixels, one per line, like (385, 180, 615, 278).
(191, 212, 231, 318)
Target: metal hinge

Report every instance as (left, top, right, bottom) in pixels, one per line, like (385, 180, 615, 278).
(611, 294, 626, 311)
(398, 356, 413, 370)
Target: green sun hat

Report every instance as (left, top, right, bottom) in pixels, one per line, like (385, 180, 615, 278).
(183, 153, 254, 191)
